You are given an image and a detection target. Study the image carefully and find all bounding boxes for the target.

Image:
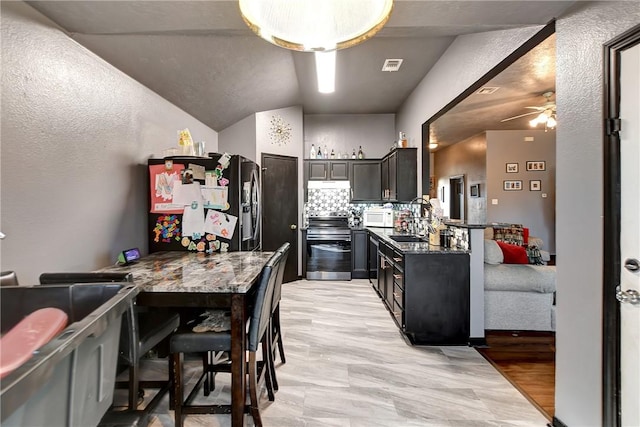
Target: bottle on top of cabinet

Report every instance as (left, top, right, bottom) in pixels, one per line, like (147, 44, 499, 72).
(352, 149, 357, 159)
(317, 145, 322, 159)
(357, 146, 364, 159)
(310, 144, 316, 159)
(323, 145, 329, 159)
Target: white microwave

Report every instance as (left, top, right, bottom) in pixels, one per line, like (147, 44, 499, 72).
(362, 208, 394, 228)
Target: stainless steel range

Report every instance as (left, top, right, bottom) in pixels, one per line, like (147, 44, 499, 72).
(305, 213, 351, 280)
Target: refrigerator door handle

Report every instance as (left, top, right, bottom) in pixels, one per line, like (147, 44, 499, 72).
(252, 168, 261, 243)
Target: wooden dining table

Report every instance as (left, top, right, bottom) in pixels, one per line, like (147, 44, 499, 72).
(99, 250, 274, 427)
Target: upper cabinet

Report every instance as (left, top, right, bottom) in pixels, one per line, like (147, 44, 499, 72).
(350, 161, 381, 202)
(305, 160, 349, 181)
(381, 148, 417, 202)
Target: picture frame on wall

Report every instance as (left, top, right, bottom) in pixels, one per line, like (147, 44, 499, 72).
(530, 180, 542, 191)
(526, 160, 546, 171)
(506, 163, 519, 173)
(503, 180, 522, 191)
(470, 184, 480, 197)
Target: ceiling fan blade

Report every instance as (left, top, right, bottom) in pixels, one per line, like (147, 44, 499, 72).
(500, 111, 540, 122)
(524, 106, 545, 110)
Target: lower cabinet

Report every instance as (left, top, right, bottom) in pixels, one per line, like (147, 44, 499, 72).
(376, 243, 470, 345)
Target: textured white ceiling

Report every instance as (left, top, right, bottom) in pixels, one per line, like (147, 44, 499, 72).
(26, 0, 574, 132)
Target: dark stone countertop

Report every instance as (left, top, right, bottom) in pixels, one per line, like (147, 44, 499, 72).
(366, 227, 470, 255)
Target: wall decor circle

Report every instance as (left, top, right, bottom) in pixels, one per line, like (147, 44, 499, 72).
(269, 114, 292, 146)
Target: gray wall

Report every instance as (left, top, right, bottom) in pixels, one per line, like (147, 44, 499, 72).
(304, 114, 397, 160)
(0, 2, 218, 284)
(218, 113, 256, 161)
(486, 130, 556, 253)
(434, 132, 487, 225)
(555, 3, 639, 425)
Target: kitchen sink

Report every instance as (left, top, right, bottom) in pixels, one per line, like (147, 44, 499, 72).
(389, 235, 426, 243)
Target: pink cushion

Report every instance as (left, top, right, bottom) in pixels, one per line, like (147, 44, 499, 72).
(496, 240, 529, 264)
(0, 308, 68, 378)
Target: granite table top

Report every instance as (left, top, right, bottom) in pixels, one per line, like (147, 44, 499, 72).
(98, 251, 274, 294)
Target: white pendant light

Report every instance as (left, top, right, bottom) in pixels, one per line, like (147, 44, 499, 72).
(239, 0, 394, 52)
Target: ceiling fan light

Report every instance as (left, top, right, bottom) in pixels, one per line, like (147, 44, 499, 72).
(546, 116, 557, 129)
(428, 142, 438, 150)
(529, 118, 539, 127)
(239, 0, 394, 52)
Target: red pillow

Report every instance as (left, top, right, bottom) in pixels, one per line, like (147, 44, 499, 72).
(496, 240, 529, 264)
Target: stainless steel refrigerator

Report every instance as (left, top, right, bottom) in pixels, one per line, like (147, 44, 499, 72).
(147, 154, 260, 253)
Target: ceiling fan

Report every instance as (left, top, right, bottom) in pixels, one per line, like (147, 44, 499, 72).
(501, 91, 557, 130)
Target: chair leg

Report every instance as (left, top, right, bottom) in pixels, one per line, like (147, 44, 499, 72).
(274, 306, 286, 364)
(248, 351, 263, 427)
(171, 352, 184, 427)
(267, 323, 279, 393)
(262, 337, 275, 402)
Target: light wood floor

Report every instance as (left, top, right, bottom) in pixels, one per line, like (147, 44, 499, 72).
(126, 279, 550, 426)
(476, 331, 556, 420)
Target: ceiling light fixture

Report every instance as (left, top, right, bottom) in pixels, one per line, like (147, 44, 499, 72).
(316, 51, 336, 94)
(239, 0, 394, 52)
(529, 109, 557, 131)
(428, 142, 439, 150)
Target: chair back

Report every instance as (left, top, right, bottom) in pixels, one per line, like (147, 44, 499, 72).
(39, 272, 133, 284)
(0, 271, 19, 287)
(247, 251, 282, 352)
(271, 242, 291, 313)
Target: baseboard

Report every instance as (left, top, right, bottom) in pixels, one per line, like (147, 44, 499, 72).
(550, 416, 568, 427)
(469, 337, 487, 347)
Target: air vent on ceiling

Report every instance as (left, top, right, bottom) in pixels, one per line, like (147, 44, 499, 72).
(382, 59, 403, 72)
(476, 86, 500, 95)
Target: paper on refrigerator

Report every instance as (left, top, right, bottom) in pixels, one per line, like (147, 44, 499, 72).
(204, 209, 238, 239)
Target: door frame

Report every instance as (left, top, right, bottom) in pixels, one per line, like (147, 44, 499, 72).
(602, 23, 640, 427)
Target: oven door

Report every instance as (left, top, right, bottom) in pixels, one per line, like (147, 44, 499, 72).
(305, 236, 352, 281)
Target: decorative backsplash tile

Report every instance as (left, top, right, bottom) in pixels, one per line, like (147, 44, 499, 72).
(307, 188, 350, 215)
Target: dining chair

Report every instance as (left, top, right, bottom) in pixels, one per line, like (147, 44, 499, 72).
(0, 271, 19, 287)
(266, 242, 291, 394)
(38, 272, 180, 412)
(169, 250, 282, 427)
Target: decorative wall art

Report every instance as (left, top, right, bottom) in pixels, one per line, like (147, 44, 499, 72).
(526, 160, 546, 171)
(503, 180, 523, 191)
(470, 184, 480, 197)
(506, 163, 519, 173)
(269, 114, 292, 146)
(530, 180, 542, 191)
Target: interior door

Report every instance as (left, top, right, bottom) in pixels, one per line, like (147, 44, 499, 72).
(604, 25, 640, 427)
(261, 153, 298, 283)
(618, 39, 640, 427)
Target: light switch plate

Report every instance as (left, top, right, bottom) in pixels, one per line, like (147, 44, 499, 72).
(491, 199, 499, 205)
(542, 193, 548, 198)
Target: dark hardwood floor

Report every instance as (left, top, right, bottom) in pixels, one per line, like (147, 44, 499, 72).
(476, 330, 556, 420)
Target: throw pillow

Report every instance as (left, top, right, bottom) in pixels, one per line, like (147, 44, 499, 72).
(496, 240, 529, 264)
(493, 224, 525, 246)
(526, 245, 544, 265)
(484, 239, 504, 264)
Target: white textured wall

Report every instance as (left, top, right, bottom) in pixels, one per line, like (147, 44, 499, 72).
(218, 113, 257, 161)
(555, 3, 640, 426)
(396, 26, 544, 196)
(0, 2, 218, 284)
(303, 114, 397, 159)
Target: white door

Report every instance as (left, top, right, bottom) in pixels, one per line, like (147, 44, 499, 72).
(618, 41, 640, 427)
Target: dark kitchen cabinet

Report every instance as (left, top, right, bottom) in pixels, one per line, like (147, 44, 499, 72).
(351, 229, 369, 279)
(350, 161, 381, 201)
(305, 160, 349, 181)
(381, 148, 417, 202)
(368, 232, 378, 282)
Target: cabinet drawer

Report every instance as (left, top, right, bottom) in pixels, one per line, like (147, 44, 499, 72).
(393, 269, 404, 292)
(392, 251, 404, 270)
(392, 300, 404, 328)
(393, 281, 404, 310)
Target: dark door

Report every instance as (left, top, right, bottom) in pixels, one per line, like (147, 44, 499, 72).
(449, 176, 465, 220)
(381, 157, 389, 200)
(388, 152, 398, 200)
(262, 153, 298, 283)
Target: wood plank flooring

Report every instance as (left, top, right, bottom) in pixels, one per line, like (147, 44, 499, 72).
(476, 330, 556, 421)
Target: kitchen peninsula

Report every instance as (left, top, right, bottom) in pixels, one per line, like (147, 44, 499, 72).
(367, 223, 486, 346)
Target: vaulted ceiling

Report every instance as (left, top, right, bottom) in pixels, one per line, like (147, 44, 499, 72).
(26, 1, 573, 135)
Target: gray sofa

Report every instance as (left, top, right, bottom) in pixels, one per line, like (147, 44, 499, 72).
(483, 238, 557, 331)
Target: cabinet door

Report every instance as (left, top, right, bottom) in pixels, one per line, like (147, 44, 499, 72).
(308, 161, 328, 180)
(395, 149, 418, 201)
(351, 161, 381, 201)
(351, 230, 369, 278)
(368, 234, 378, 281)
(329, 161, 349, 180)
(388, 152, 398, 200)
(381, 157, 389, 199)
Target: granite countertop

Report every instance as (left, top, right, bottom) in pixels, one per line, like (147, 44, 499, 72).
(98, 251, 274, 294)
(443, 221, 487, 229)
(366, 227, 470, 254)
